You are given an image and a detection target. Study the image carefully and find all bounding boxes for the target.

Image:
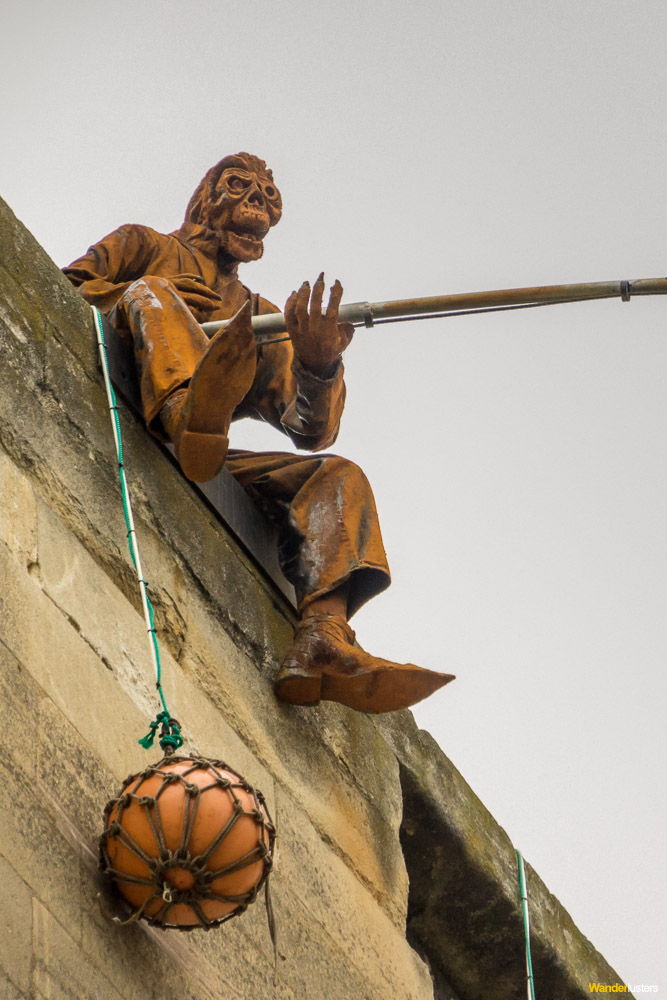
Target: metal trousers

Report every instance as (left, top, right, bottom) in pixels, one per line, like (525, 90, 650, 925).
(109, 278, 391, 616)
(226, 450, 391, 617)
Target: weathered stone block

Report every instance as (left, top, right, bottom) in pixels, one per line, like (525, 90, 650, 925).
(0, 856, 33, 994)
(272, 784, 432, 999)
(31, 900, 123, 1000)
(0, 973, 28, 1000)
(0, 454, 37, 569)
(0, 753, 86, 946)
(0, 542, 150, 782)
(0, 638, 40, 781)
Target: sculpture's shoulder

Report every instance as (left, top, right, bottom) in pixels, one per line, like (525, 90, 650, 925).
(63, 223, 179, 290)
(101, 222, 173, 254)
(68, 222, 170, 265)
(106, 223, 210, 278)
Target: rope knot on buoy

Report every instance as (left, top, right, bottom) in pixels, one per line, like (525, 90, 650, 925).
(137, 711, 183, 753)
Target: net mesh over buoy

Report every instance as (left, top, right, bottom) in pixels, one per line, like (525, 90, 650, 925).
(100, 755, 275, 929)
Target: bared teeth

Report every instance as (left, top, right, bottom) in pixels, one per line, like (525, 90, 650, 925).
(236, 226, 263, 240)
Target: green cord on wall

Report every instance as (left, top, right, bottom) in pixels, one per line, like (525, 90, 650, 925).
(516, 849, 536, 1000)
(93, 307, 183, 754)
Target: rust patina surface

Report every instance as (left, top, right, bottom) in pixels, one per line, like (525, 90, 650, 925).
(65, 154, 453, 713)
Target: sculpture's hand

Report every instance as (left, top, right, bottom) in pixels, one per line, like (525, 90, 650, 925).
(170, 274, 225, 317)
(285, 273, 354, 377)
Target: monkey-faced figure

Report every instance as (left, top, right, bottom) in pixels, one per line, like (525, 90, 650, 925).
(188, 154, 283, 263)
(64, 154, 453, 714)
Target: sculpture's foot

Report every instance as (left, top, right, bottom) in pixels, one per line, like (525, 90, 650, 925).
(167, 302, 256, 482)
(275, 613, 455, 714)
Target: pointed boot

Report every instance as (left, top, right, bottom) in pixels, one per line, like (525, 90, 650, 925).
(275, 612, 455, 714)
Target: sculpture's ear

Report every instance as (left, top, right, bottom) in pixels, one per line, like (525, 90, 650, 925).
(183, 177, 208, 226)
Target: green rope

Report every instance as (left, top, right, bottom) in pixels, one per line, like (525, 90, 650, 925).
(93, 307, 184, 753)
(138, 710, 183, 752)
(516, 850, 536, 1000)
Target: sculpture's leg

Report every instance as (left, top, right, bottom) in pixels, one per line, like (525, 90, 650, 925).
(226, 450, 390, 612)
(226, 450, 455, 713)
(110, 277, 256, 481)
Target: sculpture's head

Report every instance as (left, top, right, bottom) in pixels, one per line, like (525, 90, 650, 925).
(184, 153, 282, 262)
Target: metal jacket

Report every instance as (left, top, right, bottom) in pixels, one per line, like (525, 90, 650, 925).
(64, 222, 346, 452)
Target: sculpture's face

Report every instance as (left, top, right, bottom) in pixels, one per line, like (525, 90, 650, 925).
(211, 166, 282, 262)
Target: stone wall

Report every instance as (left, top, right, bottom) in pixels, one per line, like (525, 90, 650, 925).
(0, 195, 623, 1000)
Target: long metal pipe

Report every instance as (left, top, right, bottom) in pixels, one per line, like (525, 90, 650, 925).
(200, 275, 667, 339)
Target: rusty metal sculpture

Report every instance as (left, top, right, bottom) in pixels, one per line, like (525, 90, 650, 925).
(65, 153, 454, 714)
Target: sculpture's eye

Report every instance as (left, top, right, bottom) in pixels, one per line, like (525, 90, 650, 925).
(227, 175, 250, 193)
(263, 184, 277, 200)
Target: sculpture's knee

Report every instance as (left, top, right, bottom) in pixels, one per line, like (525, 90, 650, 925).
(129, 274, 173, 292)
(124, 274, 176, 308)
(318, 455, 374, 496)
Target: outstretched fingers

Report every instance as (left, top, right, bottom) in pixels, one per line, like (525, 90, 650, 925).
(286, 281, 311, 335)
(284, 289, 298, 330)
(285, 274, 352, 366)
(310, 271, 325, 321)
(295, 280, 311, 334)
(325, 279, 344, 322)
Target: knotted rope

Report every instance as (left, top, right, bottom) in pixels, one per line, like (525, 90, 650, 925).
(93, 306, 183, 755)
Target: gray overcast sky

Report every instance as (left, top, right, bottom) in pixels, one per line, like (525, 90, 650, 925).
(3, 0, 665, 987)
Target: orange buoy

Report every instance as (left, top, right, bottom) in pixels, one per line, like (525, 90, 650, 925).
(100, 755, 275, 929)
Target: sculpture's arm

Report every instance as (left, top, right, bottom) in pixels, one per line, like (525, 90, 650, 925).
(281, 351, 346, 451)
(63, 225, 161, 313)
(246, 296, 347, 452)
